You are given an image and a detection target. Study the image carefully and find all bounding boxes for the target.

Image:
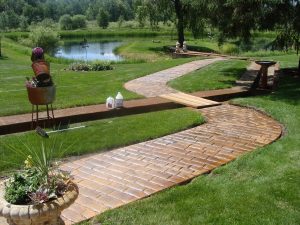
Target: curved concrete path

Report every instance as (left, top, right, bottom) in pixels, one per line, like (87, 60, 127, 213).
(125, 58, 226, 97)
(59, 104, 282, 224)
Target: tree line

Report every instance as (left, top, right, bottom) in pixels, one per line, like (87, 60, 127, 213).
(0, 0, 299, 69)
(0, 0, 136, 30)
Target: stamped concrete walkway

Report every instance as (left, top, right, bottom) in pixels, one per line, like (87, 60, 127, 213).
(125, 58, 226, 97)
(59, 104, 282, 224)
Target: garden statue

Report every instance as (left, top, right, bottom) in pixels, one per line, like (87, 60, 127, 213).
(30, 47, 53, 87)
(183, 41, 187, 52)
(175, 41, 181, 53)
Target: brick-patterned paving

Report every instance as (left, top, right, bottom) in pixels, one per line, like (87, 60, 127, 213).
(59, 104, 282, 224)
(125, 58, 226, 97)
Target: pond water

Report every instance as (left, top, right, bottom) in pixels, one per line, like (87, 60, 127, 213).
(54, 41, 123, 61)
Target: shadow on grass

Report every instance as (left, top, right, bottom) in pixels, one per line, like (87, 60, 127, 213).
(268, 68, 300, 105)
(0, 56, 8, 60)
(188, 45, 219, 53)
(220, 67, 247, 78)
(148, 46, 166, 53)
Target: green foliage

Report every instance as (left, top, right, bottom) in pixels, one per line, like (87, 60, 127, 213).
(59, 14, 73, 30)
(2, 136, 73, 204)
(59, 14, 87, 30)
(28, 26, 60, 52)
(135, 5, 147, 28)
(91, 61, 113, 71)
(71, 15, 87, 30)
(221, 43, 240, 54)
(117, 15, 124, 28)
(68, 61, 113, 71)
(4, 168, 42, 204)
(97, 9, 109, 29)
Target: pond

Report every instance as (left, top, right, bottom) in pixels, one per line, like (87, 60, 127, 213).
(54, 41, 123, 61)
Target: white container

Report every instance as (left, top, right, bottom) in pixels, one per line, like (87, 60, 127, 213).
(106, 96, 115, 109)
(115, 92, 124, 108)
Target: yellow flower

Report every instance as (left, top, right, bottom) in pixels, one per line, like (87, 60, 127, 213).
(24, 155, 33, 168)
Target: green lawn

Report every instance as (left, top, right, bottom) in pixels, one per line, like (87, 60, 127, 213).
(169, 59, 249, 92)
(0, 108, 203, 173)
(0, 39, 197, 116)
(78, 61, 300, 225)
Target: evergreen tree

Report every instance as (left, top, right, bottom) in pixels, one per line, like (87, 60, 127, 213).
(97, 9, 109, 29)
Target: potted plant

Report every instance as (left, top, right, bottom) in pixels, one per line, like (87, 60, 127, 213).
(0, 136, 78, 225)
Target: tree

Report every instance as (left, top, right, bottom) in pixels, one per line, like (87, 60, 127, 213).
(59, 14, 73, 30)
(97, 9, 109, 29)
(210, 0, 300, 71)
(140, 0, 208, 47)
(29, 26, 60, 53)
(135, 5, 147, 27)
(72, 15, 87, 29)
(209, 0, 264, 46)
(270, 0, 300, 71)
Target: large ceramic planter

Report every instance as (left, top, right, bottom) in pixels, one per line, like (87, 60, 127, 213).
(0, 181, 78, 225)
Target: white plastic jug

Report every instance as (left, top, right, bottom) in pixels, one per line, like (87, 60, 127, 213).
(115, 92, 123, 108)
(106, 96, 115, 109)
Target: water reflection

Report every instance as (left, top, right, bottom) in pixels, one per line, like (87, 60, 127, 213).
(55, 41, 123, 61)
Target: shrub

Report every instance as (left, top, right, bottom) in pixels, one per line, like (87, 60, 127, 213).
(221, 43, 240, 55)
(69, 61, 113, 71)
(59, 14, 73, 30)
(3, 137, 73, 205)
(28, 26, 60, 53)
(69, 62, 91, 71)
(72, 15, 87, 29)
(91, 62, 113, 71)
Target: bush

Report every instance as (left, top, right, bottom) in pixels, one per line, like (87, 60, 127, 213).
(28, 26, 60, 52)
(72, 15, 87, 29)
(59, 14, 73, 30)
(69, 62, 91, 71)
(91, 62, 113, 71)
(69, 62, 113, 71)
(221, 43, 240, 55)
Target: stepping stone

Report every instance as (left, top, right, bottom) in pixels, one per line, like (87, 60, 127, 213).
(160, 92, 221, 108)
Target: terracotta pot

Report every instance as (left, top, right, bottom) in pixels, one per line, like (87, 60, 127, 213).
(0, 181, 78, 225)
(27, 85, 56, 105)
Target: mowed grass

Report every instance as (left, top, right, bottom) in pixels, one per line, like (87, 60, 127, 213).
(78, 60, 300, 225)
(0, 39, 197, 116)
(169, 59, 249, 92)
(0, 108, 204, 173)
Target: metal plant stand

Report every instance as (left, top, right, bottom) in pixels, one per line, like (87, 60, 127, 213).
(27, 85, 56, 128)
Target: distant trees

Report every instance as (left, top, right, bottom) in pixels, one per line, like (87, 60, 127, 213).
(72, 15, 87, 29)
(59, 14, 87, 30)
(0, 0, 134, 30)
(97, 9, 109, 29)
(135, 5, 147, 28)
